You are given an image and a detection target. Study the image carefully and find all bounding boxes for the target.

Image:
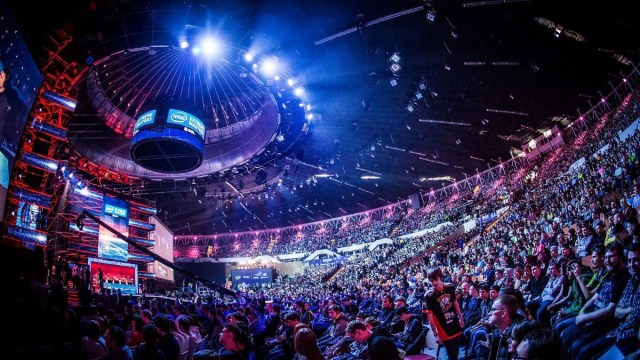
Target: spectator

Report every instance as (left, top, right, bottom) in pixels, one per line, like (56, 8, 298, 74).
(425, 267, 464, 360)
(346, 320, 401, 360)
(294, 327, 324, 360)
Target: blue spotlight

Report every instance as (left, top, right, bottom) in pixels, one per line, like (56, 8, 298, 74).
(180, 40, 189, 49)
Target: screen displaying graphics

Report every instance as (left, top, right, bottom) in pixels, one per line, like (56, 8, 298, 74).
(0, 4, 44, 222)
(88, 257, 138, 295)
(98, 196, 130, 262)
(231, 268, 274, 288)
(133, 109, 156, 135)
(167, 109, 205, 140)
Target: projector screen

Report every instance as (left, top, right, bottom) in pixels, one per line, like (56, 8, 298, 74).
(0, 4, 43, 224)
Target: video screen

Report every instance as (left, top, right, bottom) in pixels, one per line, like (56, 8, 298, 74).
(88, 257, 138, 295)
(231, 268, 274, 288)
(149, 216, 174, 281)
(98, 195, 130, 262)
(167, 109, 206, 140)
(0, 5, 43, 223)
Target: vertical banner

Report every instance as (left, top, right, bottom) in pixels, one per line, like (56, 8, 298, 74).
(98, 196, 130, 261)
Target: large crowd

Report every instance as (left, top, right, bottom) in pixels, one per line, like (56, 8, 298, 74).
(5, 91, 640, 360)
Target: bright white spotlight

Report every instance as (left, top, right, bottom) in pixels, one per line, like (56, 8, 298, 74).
(306, 104, 311, 111)
(287, 78, 295, 87)
(244, 52, 254, 62)
(201, 37, 221, 56)
(274, 75, 280, 81)
(294, 87, 304, 96)
(261, 58, 278, 76)
(192, 47, 201, 55)
(180, 40, 189, 49)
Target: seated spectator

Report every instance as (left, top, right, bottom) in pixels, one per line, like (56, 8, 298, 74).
(507, 320, 540, 357)
(346, 320, 401, 360)
(295, 327, 324, 360)
(515, 329, 562, 360)
(526, 262, 564, 326)
(471, 294, 524, 359)
(317, 305, 349, 348)
(574, 243, 640, 359)
(390, 306, 422, 351)
(560, 242, 631, 360)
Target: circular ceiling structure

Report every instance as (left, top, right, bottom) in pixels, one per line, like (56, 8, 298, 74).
(69, 44, 304, 179)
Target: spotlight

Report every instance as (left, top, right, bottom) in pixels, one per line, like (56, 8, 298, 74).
(180, 40, 189, 49)
(261, 58, 278, 76)
(201, 37, 221, 56)
(244, 52, 254, 62)
(287, 78, 295, 87)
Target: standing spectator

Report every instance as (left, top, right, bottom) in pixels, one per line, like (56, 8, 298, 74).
(133, 324, 166, 360)
(80, 319, 109, 360)
(425, 267, 464, 360)
(155, 315, 181, 360)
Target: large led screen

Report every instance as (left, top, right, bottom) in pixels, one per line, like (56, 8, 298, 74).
(167, 108, 205, 140)
(88, 257, 138, 295)
(0, 5, 43, 223)
(98, 196, 130, 261)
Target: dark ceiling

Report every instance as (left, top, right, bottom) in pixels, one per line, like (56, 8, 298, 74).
(9, 0, 640, 235)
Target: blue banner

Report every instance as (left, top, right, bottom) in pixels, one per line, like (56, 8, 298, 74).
(231, 268, 274, 287)
(133, 110, 156, 134)
(306, 256, 346, 267)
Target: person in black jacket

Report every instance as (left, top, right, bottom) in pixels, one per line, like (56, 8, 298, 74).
(391, 306, 422, 351)
(346, 320, 401, 360)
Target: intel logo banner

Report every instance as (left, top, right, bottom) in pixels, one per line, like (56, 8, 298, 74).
(133, 110, 156, 134)
(168, 109, 205, 140)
